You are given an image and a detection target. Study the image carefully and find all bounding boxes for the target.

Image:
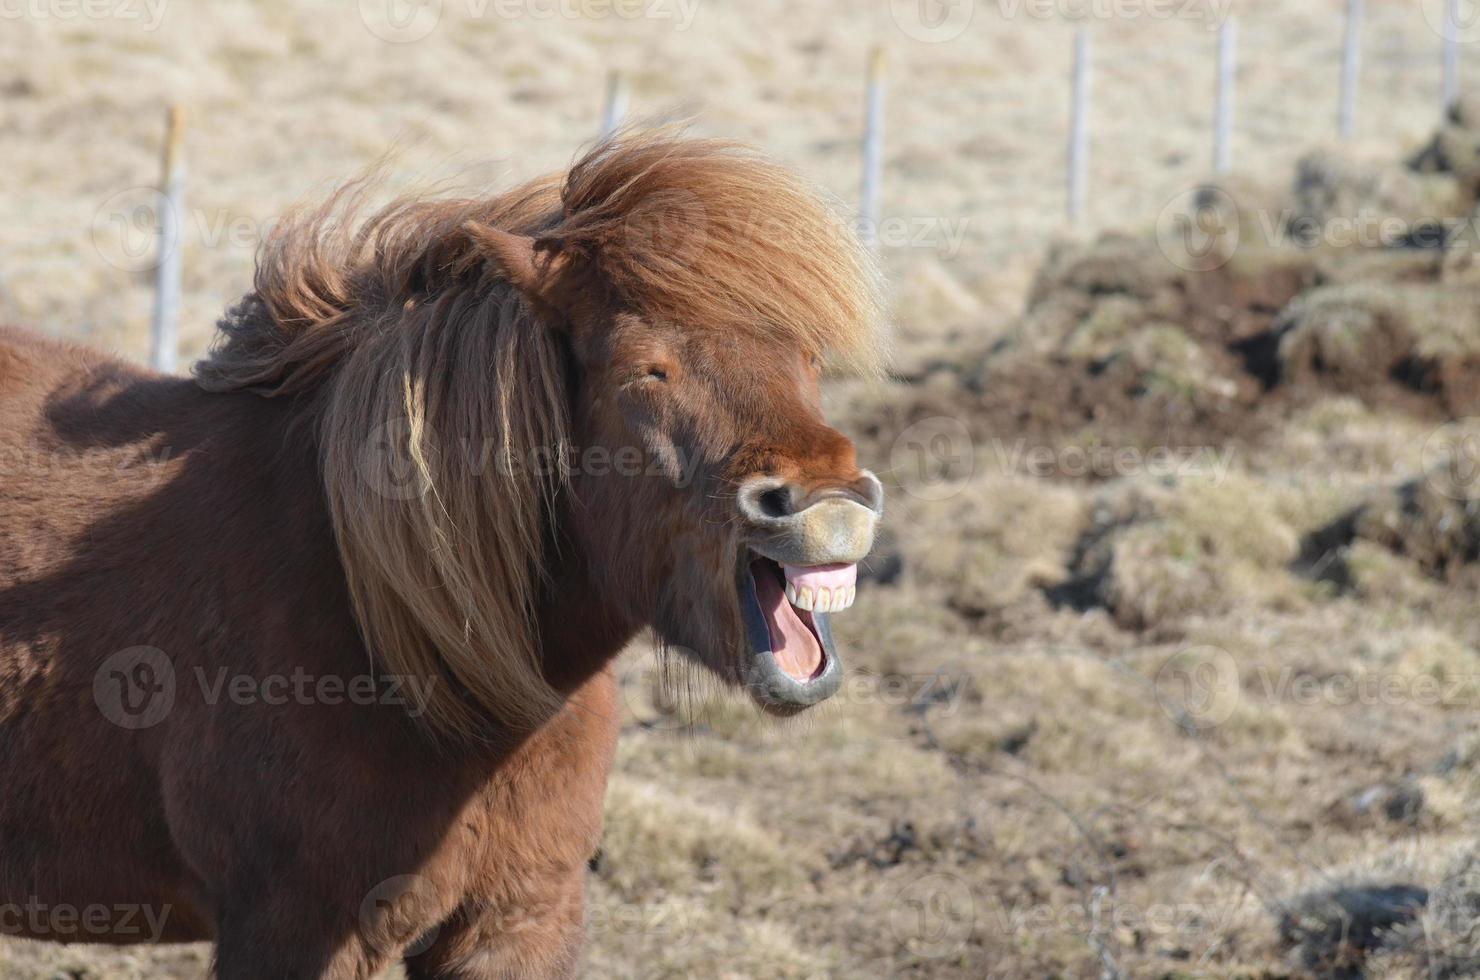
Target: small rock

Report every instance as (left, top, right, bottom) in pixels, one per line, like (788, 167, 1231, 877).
(1350, 781, 1424, 825)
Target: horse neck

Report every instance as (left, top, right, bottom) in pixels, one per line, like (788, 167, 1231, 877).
(534, 532, 638, 696)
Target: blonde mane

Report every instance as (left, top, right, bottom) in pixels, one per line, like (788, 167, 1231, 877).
(196, 131, 886, 741)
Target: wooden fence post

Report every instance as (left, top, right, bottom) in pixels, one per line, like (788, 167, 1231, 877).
(1339, 0, 1362, 139)
(150, 105, 185, 375)
(600, 70, 627, 138)
(1214, 17, 1237, 173)
(1068, 30, 1091, 224)
(859, 47, 886, 248)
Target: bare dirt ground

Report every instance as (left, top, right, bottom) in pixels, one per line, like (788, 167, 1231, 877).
(5, 1, 1480, 978)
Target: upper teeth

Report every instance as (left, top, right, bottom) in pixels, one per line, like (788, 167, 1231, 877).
(784, 582, 856, 613)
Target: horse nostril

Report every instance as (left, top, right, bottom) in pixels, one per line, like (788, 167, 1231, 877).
(739, 473, 884, 528)
(738, 479, 802, 524)
(757, 488, 793, 519)
(738, 472, 880, 566)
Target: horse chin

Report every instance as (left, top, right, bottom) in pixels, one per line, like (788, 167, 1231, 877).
(736, 556, 844, 713)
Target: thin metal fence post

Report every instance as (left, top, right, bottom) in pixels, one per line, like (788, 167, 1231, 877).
(860, 47, 886, 247)
(1339, 0, 1362, 138)
(600, 71, 627, 138)
(150, 105, 185, 374)
(1443, 0, 1461, 113)
(1068, 30, 1091, 225)
(1214, 17, 1237, 172)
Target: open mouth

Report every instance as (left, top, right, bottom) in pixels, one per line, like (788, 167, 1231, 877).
(738, 556, 856, 708)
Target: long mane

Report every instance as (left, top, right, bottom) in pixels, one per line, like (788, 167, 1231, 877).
(195, 131, 886, 741)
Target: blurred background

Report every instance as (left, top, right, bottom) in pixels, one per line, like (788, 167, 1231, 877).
(5, 0, 1480, 977)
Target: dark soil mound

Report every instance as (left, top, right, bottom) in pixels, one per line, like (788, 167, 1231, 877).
(860, 110, 1480, 469)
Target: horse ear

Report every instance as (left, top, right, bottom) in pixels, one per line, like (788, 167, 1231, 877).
(463, 222, 569, 315)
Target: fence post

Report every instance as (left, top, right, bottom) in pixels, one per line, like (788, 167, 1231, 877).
(1068, 30, 1091, 224)
(1338, 0, 1362, 139)
(859, 46, 886, 248)
(150, 105, 185, 375)
(1443, 0, 1461, 113)
(1213, 17, 1236, 173)
(599, 70, 627, 138)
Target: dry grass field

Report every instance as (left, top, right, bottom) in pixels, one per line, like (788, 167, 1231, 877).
(5, 1, 1480, 978)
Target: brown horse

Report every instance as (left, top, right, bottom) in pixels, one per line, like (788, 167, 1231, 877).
(0, 133, 886, 978)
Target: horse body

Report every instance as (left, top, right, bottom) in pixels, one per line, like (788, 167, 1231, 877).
(0, 327, 624, 976)
(0, 133, 886, 977)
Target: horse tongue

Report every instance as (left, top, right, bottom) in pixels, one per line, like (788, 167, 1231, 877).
(751, 562, 824, 681)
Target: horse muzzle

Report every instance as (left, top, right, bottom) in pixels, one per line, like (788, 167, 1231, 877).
(734, 471, 883, 711)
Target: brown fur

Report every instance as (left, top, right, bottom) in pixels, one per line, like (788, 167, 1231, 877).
(0, 132, 885, 977)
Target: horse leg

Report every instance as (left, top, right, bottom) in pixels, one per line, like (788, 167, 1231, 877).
(403, 871, 587, 980)
(212, 910, 393, 980)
